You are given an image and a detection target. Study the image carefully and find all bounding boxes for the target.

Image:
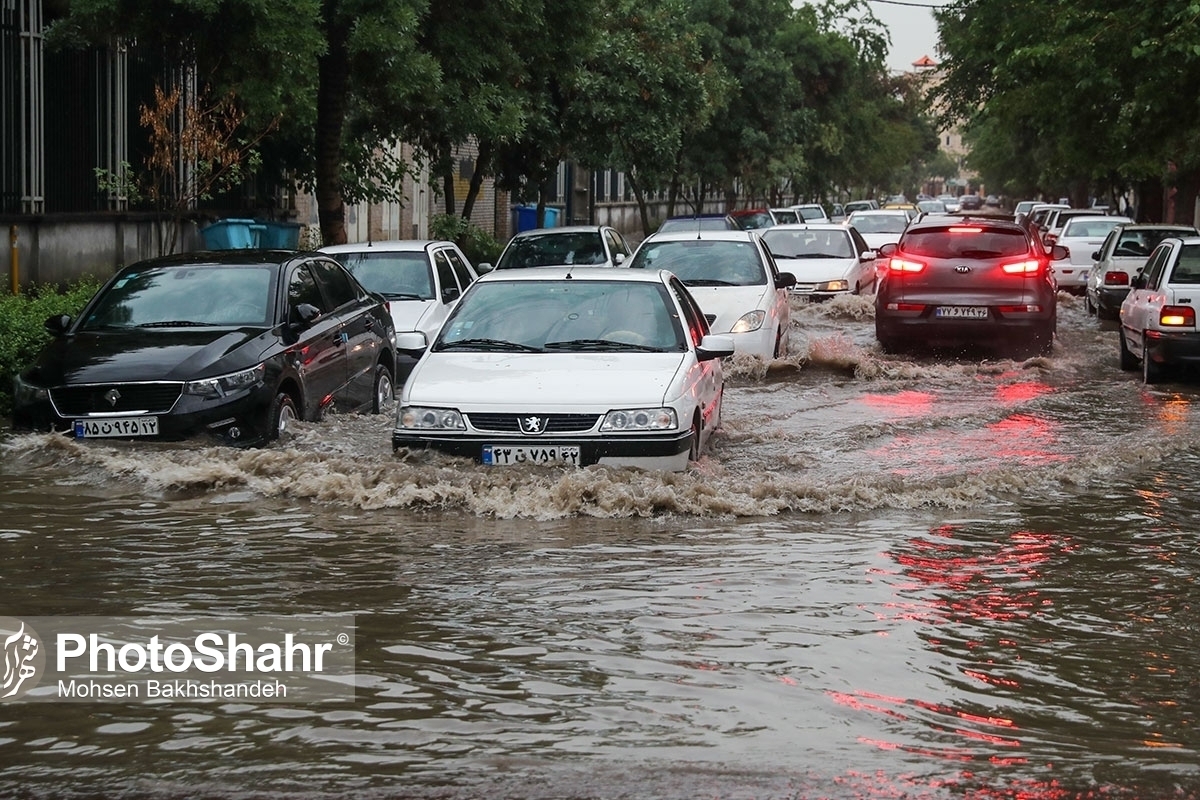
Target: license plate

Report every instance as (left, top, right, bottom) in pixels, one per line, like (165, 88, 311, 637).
(934, 306, 988, 319)
(74, 417, 159, 438)
(482, 445, 581, 466)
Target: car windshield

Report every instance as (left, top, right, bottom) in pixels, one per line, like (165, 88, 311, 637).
(761, 229, 853, 259)
(797, 206, 827, 221)
(495, 232, 607, 269)
(849, 214, 908, 234)
(1114, 228, 1198, 257)
(1173, 244, 1200, 284)
(659, 216, 734, 232)
(79, 264, 276, 329)
(1061, 219, 1122, 238)
(732, 211, 774, 230)
(772, 210, 799, 224)
(900, 225, 1029, 258)
(628, 239, 767, 286)
(334, 251, 434, 300)
(435, 280, 684, 352)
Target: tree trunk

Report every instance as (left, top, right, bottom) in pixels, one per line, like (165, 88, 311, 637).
(442, 171, 456, 216)
(626, 171, 652, 237)
(461, 141, 492, 220)
(315, 7, 351, 246)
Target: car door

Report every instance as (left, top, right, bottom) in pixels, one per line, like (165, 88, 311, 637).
(285, 261, 350, 419)
(604, 227, 632, 265)
(759, 241, 791, 333)
(425, 245, 472, 341)
(668, 276, 722, 430)
(1124, 244, 1172, 351)
(309, 257, 384, 411)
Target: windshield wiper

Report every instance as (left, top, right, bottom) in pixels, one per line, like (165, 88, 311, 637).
(382, 292, 426, 300)
(543, 338, 666, 352)
(683, 278, 738, 286)
(136, 320, 212, 328)
(438, 338, 542, 352)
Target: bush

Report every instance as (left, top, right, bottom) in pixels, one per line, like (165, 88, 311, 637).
(0, 278, 103, 417)
(430, 213, 503, 267)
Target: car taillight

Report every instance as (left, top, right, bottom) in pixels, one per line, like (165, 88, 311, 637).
(949, 226, 983, 234)
(1103, 271, 1128, 286)
(1160, 306, 1196, 327)
(888, 257, 925, 273)
(1001, 258, 1041, 275)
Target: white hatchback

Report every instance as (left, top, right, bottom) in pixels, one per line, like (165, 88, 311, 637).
(321, 240, 479, 384)
(626, 230, 796, 358)
(392, 268, 734, 470)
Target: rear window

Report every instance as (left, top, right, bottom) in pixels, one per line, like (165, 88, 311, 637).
(900, 226, 1030, 259)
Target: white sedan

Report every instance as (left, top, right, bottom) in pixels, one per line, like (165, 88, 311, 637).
(1048, 214, 1132, 292)
(392, 268, 734, 470)
(759, 223, 877, 299)
(321, 239, 479, 384)
(1119, 235, 1200, 384)
(626, 230, 796, 358)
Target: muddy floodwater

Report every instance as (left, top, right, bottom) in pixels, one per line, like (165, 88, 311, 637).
(1, 294, 1199, 799)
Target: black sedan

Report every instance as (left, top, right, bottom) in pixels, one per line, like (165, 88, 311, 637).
(11, 250, 397, 445)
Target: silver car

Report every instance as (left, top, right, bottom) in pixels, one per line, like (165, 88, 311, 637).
(1085, 224, 1199, 319)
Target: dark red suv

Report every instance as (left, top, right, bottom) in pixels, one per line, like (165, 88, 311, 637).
(874, 216, 1067, 356)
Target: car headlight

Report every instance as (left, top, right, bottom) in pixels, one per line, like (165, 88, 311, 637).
(729, 310, 766, 333)
(398, 406, 466, 431)
(184, 364, 266, 399)
(12, 373, 49, 406)
(600, 408, 678, 432)
(819, 280, 850, 292)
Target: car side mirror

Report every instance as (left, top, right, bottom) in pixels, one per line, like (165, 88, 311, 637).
(775, 272, 797, 289)
(44, 314, 72, 335)
(1131, 272, 1147, 289)
(860, 251, 876, 262)
(613, 253, 626, 265)
(394, 331, 428, 353)
(877, 243, 897, 257)
(696, 334, 735, 361)
(476, 262, 494, 274)
(441, 285, 460, 303)
(292, 302, 322, 328)
(1050, 245, 1070, 261)
(1091, 250, 1100, 261)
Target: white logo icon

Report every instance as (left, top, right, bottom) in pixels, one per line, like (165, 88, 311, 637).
(2, 619, 43, 700)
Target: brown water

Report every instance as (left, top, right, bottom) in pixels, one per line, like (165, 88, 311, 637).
(1, 294, 1198, 799)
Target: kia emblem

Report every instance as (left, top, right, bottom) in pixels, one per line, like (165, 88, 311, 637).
(955, 265, 971, 273)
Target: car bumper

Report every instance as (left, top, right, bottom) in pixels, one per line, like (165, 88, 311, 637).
(876, 307, 1054, 345)
(11, 383, 278, 445)
(392, 430, 694, 470)
(1097, 287, 1130, 313)
(1144, 329, 1200, 366)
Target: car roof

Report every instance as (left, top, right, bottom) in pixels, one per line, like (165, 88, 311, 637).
(159, 250, 302, 266)
(903, 214, 1026, 232)
(848, 209, 910, 217)
(319, 240, 446, 253)
(761, 222, 847, 232)
(511, 225, 608, 238)
(475, 266, 669, 284)
(1060, 214, 1131, 227)
(1112, 223, 1198, 231)
(644, 229, 759, 243)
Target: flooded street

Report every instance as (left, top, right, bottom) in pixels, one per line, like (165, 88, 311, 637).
(2, 294, 1199, 799)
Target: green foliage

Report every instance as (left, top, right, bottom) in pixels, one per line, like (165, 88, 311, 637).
(429, 214, 502, 267)
(0, 279, 103, 416)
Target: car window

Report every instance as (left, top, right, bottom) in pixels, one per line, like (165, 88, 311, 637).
(443, 247, 475, 292)
(310, 259, 359, 308)
(849, 214, 908, 234)
(629, 239, 766, 286)
(1142, 246, 1171, 290)
(848, 227, 870, 253)
(80, 264, 275, 329)
(496, 231, 607, 268)
(604, 229, 630, 258)
(437, 279, 683, 351)
(669, 276, 709, 346)
(433, 250, 460, 302)
(335, 251, 434, 300)
(289, 263, 328, 314)
(1170, 244, 1200, 284)
(900, 225, 1029, 258)
(761, 229, 853, 259)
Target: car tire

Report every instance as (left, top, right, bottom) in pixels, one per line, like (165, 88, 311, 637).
(1142, 341, 1164, 384)
(266, 392, 298, 441)
(372, 362, 394, 415)
(1118, 329, 1138, 371)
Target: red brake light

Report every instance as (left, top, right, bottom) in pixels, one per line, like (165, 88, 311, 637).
(1160, 306, 1196, 327)
(1001, 258, 1041, 275)
(888, 257, 925, 273)
(1103, 271, 1129, 286)
(948, 226, 983, 234)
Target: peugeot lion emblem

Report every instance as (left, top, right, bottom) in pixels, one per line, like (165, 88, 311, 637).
(955, 265, 971, 273)
(105, 389, 122, 407)
(519, 416, 545, 435)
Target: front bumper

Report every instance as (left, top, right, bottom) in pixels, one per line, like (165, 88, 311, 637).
(392, 430, 693, 470)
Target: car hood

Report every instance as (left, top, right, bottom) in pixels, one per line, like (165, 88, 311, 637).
(26, 328, 273, 386)
(682, 285, 774, 332)
(405, 352, 687, 409)
(859, 233, 902, 249)
(388, 300, 438, 334)
(773, 256, 856, 281)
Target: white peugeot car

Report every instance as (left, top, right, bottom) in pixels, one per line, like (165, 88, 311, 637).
(1119, 235, 1200, 384)
(321, 240, 479, 384)
(1048, 214, 1132, 293)
(626, 230, 795, 358)
(392, 268, 734, 470)
(759, 222, 877, 299)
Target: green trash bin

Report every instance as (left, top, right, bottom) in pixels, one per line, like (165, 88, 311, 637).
(200, 219, 257, 249)
(257, 221, 302, 249)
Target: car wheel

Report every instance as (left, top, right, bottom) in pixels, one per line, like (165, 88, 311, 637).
(266, 392, 298, 441)
(688, 416, 702, 463)
(372, 363, 394, 414)
(1118, 329, 1138, 371)
(1142, 341, 1164, 384)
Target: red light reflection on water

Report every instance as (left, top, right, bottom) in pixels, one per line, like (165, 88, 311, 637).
(860, 390, 936, 418)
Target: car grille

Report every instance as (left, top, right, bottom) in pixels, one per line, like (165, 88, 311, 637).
(51, 383, 184, 416)
(467, 413, 601, 433)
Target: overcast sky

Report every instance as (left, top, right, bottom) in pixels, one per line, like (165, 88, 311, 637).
(870, 0, 943, 73)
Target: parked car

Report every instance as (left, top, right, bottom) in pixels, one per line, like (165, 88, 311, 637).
(1013, 200, 1038, 218)
(1048, 214, 1133, 293)
(730, 209, 776, 230)
(657, 214, 739, 233)
(1041, 208, 1101, 246)
(846, 209, 911, 279)
(917, 199, 947, 214)
(1118, 236, 1200, 383)
(958, 194, 984, 211)
(770, 208, 800, 225)
(874, 215, 1065, 356)
(759, 223, 877, 300)
(627, 230, 796, 358)
(938, 194, 961, 213)
(844, 199, 878, 214)
(11, 250, 398, 445)
(391, 268, 734, 470)
(484, 225, 633, 271)
(1086, 224, 1200, 319)
(321, 239, 478, 385)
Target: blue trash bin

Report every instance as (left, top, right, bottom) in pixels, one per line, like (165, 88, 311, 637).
(256, 221, 302, 249)
(542, 207, 560, 227)
(201, 218, 257, 249)
(513, 205, 560, 232)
